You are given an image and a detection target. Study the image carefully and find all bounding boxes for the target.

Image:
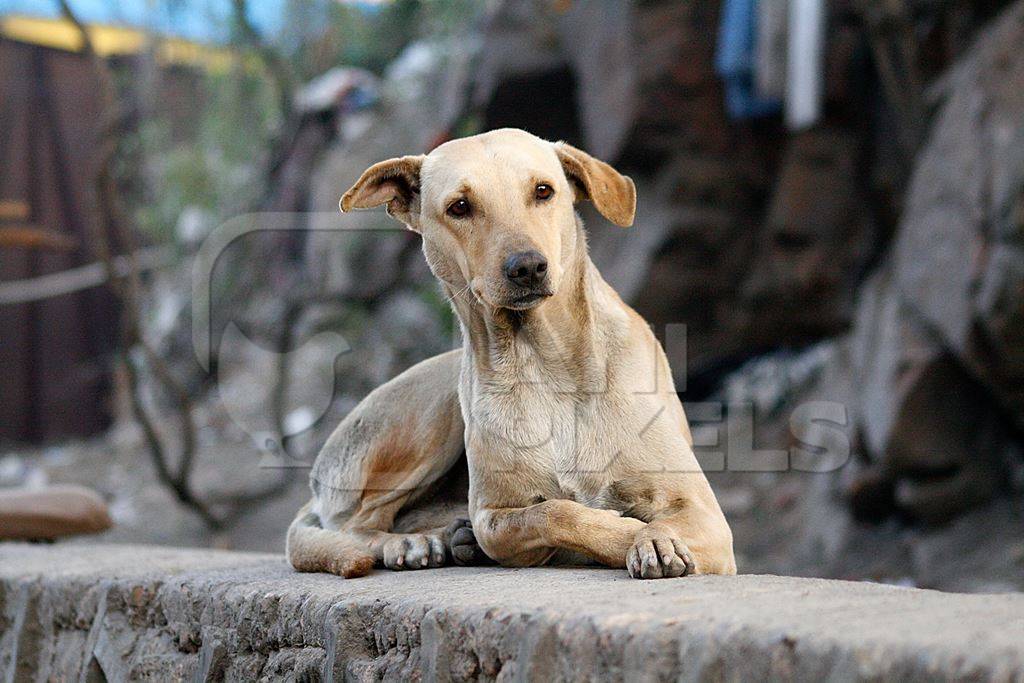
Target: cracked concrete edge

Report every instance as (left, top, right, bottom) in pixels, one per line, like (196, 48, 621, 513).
(1, 544, 1023, 681)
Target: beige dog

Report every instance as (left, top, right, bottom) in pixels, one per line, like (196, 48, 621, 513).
(287, 129, 736, 579)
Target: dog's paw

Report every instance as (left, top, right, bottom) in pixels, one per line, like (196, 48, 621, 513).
(445, 518, 493, 566)
(328, 553, 373, 579)
(626, 536, 695, 579)
(382, 533, 447, 570)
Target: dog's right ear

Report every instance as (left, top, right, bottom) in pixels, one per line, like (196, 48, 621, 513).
(340, 155, 425, 231)
(554, 142, 636, 227)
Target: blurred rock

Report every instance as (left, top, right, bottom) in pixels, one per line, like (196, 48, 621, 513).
(721, 342, 834, 418)
(833, 0, 1024, 524)
(892, 6, 1024, 427)
(0, 456, 27, 488)
(740, 128, 876, 345)
(304, 49, 443, 304)
(294, 67, 378, 115)
(0, 485, 111, 541)
(174, 205, 214, 246)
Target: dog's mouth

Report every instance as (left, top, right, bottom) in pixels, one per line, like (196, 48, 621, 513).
(502, 289, 553, 310)
(471, 278, 554, 311)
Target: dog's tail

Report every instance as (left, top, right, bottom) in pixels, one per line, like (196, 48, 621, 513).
(286, 501, 374, 578)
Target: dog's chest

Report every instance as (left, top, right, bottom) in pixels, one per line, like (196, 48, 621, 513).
(466, 363, 628, 506)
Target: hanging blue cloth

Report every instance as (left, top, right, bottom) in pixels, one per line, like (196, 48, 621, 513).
(716, 0, 782, 119)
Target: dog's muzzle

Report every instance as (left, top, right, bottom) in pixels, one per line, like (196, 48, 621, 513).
(500, 250, 553, 309)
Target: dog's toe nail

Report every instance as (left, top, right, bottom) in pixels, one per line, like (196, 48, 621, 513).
(445, 518, 472, 537)
(452, 527, 475, 546)
(453, 545, 475, 564)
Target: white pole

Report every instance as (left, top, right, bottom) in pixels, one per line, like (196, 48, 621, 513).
(786, 0, 827, 129)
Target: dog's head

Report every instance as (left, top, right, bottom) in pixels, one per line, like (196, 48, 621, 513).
(340, 129, 635, 310)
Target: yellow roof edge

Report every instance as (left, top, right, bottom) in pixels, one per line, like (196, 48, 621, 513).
(0, 14, 243, 73)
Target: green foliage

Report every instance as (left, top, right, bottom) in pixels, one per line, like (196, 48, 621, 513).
(418, 0, 484, 40)
(131, 65, 277, 241)
(126, 0, 487, 244)
(415, 281, 457, 340)
(282, 0, 420, 78)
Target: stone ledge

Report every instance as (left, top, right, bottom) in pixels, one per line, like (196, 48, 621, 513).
(1, 544, 1022, 681)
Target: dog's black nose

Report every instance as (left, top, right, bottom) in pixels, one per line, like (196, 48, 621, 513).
(504, 251, 548, 288)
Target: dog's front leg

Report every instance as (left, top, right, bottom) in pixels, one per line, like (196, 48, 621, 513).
(472, 499, 646, 567)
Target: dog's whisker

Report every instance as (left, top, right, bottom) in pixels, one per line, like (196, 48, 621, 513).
(444, 284, 472, 306)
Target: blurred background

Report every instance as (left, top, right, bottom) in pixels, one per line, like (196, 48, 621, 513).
(1, 0, 1023, 592)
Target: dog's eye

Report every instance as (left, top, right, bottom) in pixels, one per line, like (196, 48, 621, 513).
(447, 199, 471, 218)
(535, 184, 554, 201)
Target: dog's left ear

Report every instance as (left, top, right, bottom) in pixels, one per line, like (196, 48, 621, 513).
(554, 142, 636, 227)
(340, 155, 425, 231)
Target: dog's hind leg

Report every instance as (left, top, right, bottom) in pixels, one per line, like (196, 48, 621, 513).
(332, 455, 470, 571)
(287, 500, 375, 578)
(288, 350, 467, 576)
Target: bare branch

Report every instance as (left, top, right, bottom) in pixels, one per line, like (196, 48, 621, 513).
(231, 0, 294, 121)
(60, 0, 219, 528)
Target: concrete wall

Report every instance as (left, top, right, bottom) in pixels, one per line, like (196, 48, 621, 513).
(2, 544, 1022, 681)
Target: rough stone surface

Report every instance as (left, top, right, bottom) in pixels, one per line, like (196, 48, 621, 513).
(827, 0, 1024, 524)
(3, 544, 1024, 682)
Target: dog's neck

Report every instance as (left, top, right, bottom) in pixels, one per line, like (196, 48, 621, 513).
(446, 218, 615, 390)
